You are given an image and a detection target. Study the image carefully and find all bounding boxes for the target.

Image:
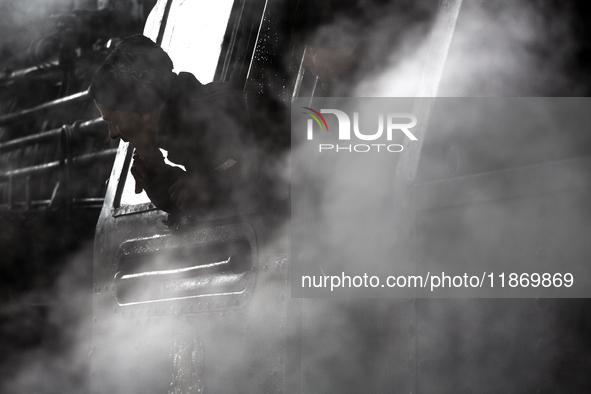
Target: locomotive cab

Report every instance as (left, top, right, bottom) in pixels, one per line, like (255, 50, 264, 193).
(90, 0, 464, 392)
(91, 0, 591, 393)
(91, 0, 293, 392)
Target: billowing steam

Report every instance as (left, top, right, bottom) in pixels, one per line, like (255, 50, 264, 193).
(355, 0, 583, 97)
(0, 0, 74, 70)
(2, 0, 591, 393)
(290, 0, 590, 392)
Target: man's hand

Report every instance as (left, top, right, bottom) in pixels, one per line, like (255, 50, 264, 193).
(130, 151, 150, 193)
(169, 174, 212, 213)
(130, 151, 184, 213)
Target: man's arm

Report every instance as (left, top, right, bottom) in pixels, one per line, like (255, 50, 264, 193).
(131, 150, 184, 213)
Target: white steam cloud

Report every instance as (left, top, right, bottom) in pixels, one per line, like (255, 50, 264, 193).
(3, 0, 591, 393)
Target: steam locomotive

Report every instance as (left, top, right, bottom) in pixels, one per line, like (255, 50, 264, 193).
(2, 0, 591, 392)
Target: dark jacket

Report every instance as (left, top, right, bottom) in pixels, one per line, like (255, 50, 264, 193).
(157, 72, 250, 174)
(141, 72, 253, 213)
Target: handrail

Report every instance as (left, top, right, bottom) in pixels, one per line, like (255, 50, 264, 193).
(0, 118, 105, 153)
(0, 148, 117, 180)
(0, 197, 105, 210)
(0, 90, 90, 126)
(0, 115, 113, 212)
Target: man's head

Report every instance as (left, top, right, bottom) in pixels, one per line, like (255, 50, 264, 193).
(90, 34, 175, 144)
(94, 100, 158, 144)
(90, 35, 175, 112)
